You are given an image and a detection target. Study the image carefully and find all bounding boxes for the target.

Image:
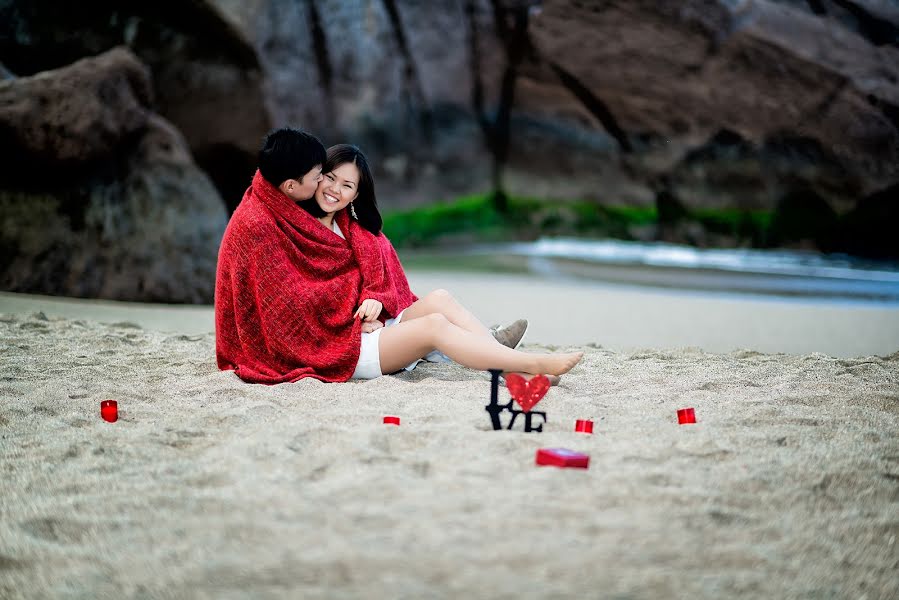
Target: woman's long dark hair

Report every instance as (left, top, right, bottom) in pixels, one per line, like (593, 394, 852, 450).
(298, 144, 382, 236)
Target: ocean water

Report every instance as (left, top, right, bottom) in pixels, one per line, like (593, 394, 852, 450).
(458, 238, 899, 302)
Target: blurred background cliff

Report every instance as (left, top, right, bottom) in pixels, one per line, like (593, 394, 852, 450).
(1, 0, 898, 303)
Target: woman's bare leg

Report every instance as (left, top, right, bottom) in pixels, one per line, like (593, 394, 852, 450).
(399, 289, 493, 339)
(378, 313, 582, 376)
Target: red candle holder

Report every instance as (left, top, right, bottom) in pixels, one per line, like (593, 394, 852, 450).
(100, 400, 118, 423)
(535, 448, 590, 469)
(677, 407, 696, 425)
(383, 416, 400, 426)
(574, 419, 593, 434)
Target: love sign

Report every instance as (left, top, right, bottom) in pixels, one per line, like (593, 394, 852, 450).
(485, 370, 548, 433)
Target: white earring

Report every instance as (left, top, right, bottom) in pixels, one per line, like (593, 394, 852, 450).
(350, 202, 358, 220)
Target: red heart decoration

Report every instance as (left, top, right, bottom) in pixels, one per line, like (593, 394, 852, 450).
(505, 373, 551, 413)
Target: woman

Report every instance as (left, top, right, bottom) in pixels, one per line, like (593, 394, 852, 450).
(302, 144, 583, 381)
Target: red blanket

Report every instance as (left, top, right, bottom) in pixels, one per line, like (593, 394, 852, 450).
(215, 170, 418, 383)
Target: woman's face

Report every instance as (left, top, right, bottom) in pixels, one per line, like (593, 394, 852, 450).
(315, 162, 359, 216)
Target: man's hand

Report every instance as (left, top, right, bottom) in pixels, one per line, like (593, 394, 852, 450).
(354, 299, 383, 322)
(361, 320, 384, 334)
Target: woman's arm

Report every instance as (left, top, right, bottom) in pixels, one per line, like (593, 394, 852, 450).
(350, 227, 418, 321)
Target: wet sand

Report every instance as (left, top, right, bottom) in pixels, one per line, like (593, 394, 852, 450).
(3, 268, 899, 358)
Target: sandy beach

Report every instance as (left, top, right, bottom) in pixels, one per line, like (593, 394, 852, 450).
(1, 274, 898, 599)
(3, 268, 899, 357)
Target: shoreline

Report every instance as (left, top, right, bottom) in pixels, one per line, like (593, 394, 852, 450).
(3, 269, 898, 358)
(399, 249, 899, 302)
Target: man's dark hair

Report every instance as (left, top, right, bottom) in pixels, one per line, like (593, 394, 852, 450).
(298, 144, 383, 235)
(258, 127, 326, 186)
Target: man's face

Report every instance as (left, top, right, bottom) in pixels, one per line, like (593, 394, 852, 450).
(281, 164, 323, 201)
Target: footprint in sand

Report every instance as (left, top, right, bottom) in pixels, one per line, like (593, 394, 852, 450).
(32, 405, 58, 417)
(21, 517, 87, 544)
(68, 417, 91, 428)
(411, 461, 431, 478)
(158, 429, 207, 449)
(167, 334, 205, 342)
(699, 379, 762, 391)
(707, 509, 752, 526)
(0, 554, 24, 571)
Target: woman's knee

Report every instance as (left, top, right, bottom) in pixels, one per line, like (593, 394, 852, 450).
(425, 288, 453, 306)
(423, 312, 449, 327)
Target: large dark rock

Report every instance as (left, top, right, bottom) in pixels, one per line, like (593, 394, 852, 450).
(210, 0, 502, 209)
(526, 0, 899, 205)
(0, 0, 271, 208)
(828, 181, 899, 258)
(0, 48, 227, 302)
(666, 129, 859, 212)
(0, 47, 152, 176)
(772, 0, 899, 46)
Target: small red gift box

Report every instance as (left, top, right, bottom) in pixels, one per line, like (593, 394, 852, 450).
(677, 408, 696, 424)
(535, 448, 589, 469)
(383, 416, 400, 426)
(574, 419, 593, 434)
(100, 400, 118, 423)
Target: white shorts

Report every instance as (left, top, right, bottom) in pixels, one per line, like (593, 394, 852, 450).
(351, 309, 420, 380)
(351, 310, 453, 380)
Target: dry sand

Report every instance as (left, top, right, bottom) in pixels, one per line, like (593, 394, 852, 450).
(1, 303, 897, 599)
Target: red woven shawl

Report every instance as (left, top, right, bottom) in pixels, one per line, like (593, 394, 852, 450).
(215, 170, 418, 383)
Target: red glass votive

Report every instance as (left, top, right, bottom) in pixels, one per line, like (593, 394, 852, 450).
(535, 448, 590, 469)
(100, 400, 118, 423)
(383, 416, 400, 426)
(677, 408, 696, 425)
(574, 419, 594, 434)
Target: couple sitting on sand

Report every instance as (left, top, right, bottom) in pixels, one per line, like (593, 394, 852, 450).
(214, 127, 582, 384)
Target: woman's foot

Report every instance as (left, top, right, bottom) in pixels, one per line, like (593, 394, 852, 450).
(535, 351, 583, 376)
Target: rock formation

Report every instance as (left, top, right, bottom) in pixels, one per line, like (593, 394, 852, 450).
(0, 48, 227, 302)
(209, 0, 898, 253)
(0, 0, 271, 210)
(1, 0, 897, 299)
